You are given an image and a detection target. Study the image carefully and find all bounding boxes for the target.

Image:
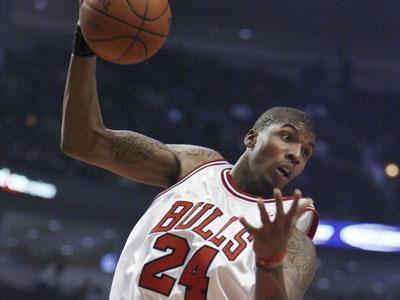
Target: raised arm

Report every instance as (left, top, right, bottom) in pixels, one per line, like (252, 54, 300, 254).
(61, 52, 222, 187)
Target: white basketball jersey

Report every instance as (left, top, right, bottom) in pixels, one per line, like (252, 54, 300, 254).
(110, 160, 319, 300)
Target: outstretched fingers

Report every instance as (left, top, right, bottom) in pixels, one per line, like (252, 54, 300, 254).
(240, 200, 271, 238)
(241, 189, 313, 237)
(286, 189, 302, 221)
(257, 199, 271, 225)
(240, 217, 258, 236)
(293, 198, 313, 221)
(273, 188, 284, 217)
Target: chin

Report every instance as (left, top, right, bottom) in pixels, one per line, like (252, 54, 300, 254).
(275, 182, 286, 190)
(262, 176, 278, 191)
(273, 178, 289, 190)
(260, 173, 287, 192)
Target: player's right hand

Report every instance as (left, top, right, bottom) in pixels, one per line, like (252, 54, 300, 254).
(240, 188, 312, 261)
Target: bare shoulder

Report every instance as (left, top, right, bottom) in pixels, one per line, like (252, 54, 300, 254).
(283, 227, 317, 300)
(167, 144, 224, 179)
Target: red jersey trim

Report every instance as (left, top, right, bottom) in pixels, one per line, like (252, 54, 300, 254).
(221, 168, 289, 203)
(305, 207, 320, 240)
(153, 159, 230, 202)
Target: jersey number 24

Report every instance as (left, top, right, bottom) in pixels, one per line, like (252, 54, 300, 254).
(139, 233, 218, 299)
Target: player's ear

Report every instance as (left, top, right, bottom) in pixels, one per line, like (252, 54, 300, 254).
(244, 129, 258, 149)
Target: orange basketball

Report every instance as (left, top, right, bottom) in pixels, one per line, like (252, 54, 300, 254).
(80, 0, 171, 64)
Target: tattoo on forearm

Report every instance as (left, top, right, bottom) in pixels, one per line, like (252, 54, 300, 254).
(284, 229, 316, 297)
(110, 135, 167, 166)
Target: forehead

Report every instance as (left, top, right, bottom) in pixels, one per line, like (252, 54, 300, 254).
(270, 121, 316, 144)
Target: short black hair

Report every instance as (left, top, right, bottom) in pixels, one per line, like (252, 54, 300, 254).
(253, 107, 315, 134)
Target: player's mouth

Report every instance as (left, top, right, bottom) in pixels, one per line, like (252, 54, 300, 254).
(276, 164, 293, 180)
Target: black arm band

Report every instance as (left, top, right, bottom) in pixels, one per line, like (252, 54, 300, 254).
(72, 25, 96, 57)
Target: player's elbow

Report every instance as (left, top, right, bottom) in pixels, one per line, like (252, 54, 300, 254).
(60, 131, 94, 159)
(60, 137, 85, 159)
(61, 126, 107, 161)
(60, 137, 74, 153)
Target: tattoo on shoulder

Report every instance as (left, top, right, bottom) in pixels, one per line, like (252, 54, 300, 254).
(109, 135, 168, 166)
(173, 145, 220, 160)
(284, 229, 316, 296)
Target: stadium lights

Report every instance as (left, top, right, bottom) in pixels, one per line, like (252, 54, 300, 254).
(340, 224, 400, 252)
(314, 219, 400, 253)
(313, 224, 335, 245)
(0, 168, 57, 199)
(101, 253, 118, 273)
(385, 163, 399, 178)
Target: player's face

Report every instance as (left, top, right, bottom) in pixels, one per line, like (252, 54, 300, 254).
(245, 122, 315, 190)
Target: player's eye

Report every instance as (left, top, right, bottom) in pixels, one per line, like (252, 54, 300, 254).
(302, 149, 310, 158)
(280, 132, 291, 141)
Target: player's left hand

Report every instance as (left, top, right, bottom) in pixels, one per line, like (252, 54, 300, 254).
(240, 188, 312, 260)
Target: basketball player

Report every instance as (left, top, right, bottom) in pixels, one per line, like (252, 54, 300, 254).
(61, 3, 318, 299)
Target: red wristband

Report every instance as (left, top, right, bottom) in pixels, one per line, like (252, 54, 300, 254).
(255, 248, 287, 268)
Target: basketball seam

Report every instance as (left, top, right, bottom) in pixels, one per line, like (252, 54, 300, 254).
(114, 39, 137, 62)
(84, 2, 168, 38)
(115, 0, 149, 62)
(140, 0, 150, 60)
(113, 37, 148, 63)
(135, 38, 149, 58)
(125, 0, 169, 22)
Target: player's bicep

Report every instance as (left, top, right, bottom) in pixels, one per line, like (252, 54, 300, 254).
(75, 128, 179, 187)
(66, 128, 223, 188)
(283, 228, 317, 300)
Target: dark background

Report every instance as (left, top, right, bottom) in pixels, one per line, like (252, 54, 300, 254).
(0, 1, 399, 299)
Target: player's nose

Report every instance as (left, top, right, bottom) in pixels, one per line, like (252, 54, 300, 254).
(285, 143, 302, 165)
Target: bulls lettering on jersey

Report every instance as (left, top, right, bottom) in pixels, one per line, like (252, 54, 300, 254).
(110, 160, 319, 300)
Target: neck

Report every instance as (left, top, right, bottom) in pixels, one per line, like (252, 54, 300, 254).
(230, 154, 274, 197)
